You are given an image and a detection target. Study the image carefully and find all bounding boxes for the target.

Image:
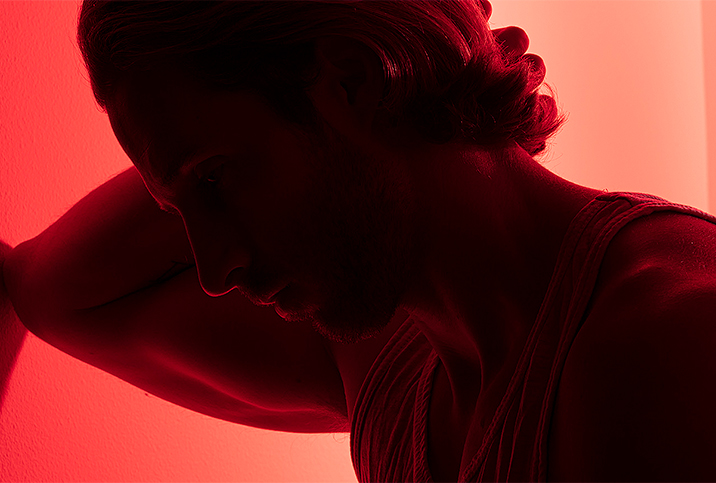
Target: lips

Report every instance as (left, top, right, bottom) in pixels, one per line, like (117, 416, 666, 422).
(253, 284, 287, 306)
(273, 301, 287, 315)
(227, 268, 286, 306)
(256, 290, 280, 305)
(272, 286, 315, 322)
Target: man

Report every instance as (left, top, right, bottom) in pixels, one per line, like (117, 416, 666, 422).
(3, 1, 716, 481)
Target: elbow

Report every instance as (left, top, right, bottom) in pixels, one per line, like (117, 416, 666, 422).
(3, 239, 53, 337)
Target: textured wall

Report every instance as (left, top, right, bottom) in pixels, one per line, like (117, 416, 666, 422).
(0, 1, 712, 482)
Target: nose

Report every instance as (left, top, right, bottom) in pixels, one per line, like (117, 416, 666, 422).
(181, 212, 250, 297)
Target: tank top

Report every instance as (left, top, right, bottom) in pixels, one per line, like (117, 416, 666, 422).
(349, 191, 716, 482)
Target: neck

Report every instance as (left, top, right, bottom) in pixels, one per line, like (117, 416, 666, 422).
(400, 142, 600, 412)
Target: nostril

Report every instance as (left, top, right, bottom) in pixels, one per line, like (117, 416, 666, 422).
(198, 276, 227, 298)
(195, 257, 250, 297)
(195, 263, 234, 298)
(185, 223, 250, 297)
(224, 268, 245, 293)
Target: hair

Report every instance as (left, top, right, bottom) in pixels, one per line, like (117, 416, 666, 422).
(77, 0, 565, 156)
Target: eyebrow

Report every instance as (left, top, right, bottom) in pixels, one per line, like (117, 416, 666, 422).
(160, 147, 198, 186)
(138, 142, 198, 187)
(137, 143, 198, 216)
(159, 150, 196, 186)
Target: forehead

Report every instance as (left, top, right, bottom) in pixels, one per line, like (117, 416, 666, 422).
(109, 67, 297, 194)
(107, 68, 210, 185)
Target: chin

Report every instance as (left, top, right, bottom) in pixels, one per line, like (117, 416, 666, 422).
(274, 303, 312, 324)
(309, 303, 398, 344)
(274, 264, 406, 344)
(311, 320, 382, 344)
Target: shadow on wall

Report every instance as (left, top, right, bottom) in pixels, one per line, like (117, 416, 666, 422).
(0, 241, 27, 412)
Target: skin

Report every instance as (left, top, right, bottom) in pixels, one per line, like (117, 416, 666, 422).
(108, 66, 418, 346)
(106, 37, 602, 480)
(3, 2, 715, 479)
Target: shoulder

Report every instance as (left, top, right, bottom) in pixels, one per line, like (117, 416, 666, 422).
(548, 210, 716, 481)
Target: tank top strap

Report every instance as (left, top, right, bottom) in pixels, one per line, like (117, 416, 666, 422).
(461, 191, 716, 482)
(530, 191, 716, 480)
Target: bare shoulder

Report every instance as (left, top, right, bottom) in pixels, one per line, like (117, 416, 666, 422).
(548, 210, 716, 481)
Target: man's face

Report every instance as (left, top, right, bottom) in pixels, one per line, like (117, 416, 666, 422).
(107, 68, 418, 343)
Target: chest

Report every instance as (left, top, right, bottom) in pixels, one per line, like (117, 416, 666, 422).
(427, 363, 490, 482)
(428, 376, 574, 482)
(351, 323, 569, 482)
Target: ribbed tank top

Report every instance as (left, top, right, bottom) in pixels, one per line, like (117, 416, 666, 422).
(350, 192, 716, 482)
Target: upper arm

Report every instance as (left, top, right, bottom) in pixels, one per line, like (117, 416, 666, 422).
(26, 266, 350, 433)
(549, 213, 716, 481)
(550, 292, 716, 481)
(4, 166, 350, 433)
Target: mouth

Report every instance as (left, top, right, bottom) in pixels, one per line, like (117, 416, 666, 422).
(274, 303, 289, 319)
(271, 285, 317, 322)
(228, 267, 287, 306)
(254, 285, 287, 306)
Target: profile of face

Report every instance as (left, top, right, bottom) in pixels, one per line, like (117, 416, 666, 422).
(107, 67, 418, 343)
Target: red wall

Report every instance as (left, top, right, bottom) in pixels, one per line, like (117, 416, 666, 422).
(1, 1, 713, 481)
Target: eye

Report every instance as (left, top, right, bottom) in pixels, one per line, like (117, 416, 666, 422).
(203, 164, 224, 185)
(194, 157, 225, 186)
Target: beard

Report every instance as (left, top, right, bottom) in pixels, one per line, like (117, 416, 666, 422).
(284, 120, 420, 344)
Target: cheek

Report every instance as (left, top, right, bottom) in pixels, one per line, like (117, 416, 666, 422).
(225, 159, 317, 262)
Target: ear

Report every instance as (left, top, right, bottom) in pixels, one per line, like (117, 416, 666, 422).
(309, 36, 385, 138)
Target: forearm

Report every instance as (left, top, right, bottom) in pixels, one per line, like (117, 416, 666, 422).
(4, 167, 194, 326)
